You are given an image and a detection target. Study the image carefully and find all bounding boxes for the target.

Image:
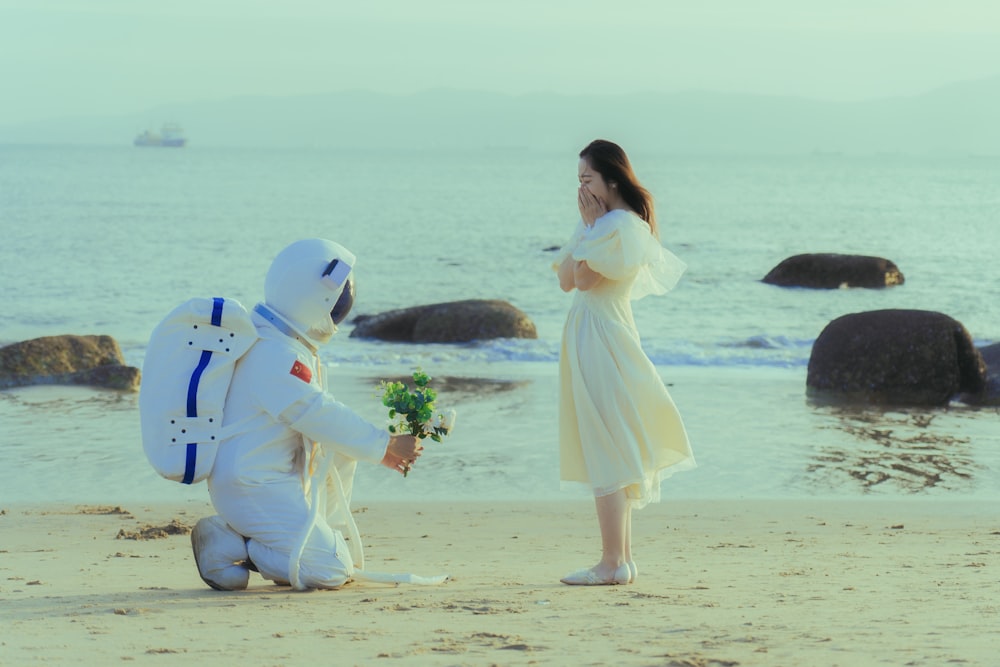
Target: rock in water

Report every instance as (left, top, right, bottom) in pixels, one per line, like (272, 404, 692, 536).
(962, 342, 1000, 406)
(807, 309, 984, 406)
(763, 253, 904, 289)
(0, 334, 141, 391)
(350, 299, 537, 343)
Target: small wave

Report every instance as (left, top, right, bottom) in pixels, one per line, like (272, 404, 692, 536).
(720, 335, 815, 351)
(329, 337, 812, 370)
(645, 350, 809, 369)
(327, 337, 561, 367)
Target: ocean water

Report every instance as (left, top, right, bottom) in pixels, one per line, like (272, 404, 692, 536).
(2, 145, 999, 504)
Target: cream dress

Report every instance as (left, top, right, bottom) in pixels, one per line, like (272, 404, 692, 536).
(555, 209, 695, 508)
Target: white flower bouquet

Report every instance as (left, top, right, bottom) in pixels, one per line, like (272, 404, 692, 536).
(377, 369, 456, 476)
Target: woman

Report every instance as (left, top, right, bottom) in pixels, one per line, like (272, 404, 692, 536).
(554, 139, 695, 585)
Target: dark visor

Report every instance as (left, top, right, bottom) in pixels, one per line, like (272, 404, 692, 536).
(331, 278, 355, 325)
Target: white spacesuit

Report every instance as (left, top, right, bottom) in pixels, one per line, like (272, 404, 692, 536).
(191, 238, 407, 591)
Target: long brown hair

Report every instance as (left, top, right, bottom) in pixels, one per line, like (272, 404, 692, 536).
(579, 139, 657, 237)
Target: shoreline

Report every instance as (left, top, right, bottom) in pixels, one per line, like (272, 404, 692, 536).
(4, 499, 999, 665)
(3, 362, 1000, 505)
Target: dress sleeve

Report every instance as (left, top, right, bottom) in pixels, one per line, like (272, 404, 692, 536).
(572, 211, 687, 300)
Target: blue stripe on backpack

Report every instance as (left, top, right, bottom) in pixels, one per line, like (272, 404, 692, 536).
(139, 297, 259, 485)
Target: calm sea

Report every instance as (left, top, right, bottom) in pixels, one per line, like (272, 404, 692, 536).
(2, 145, 999, 504)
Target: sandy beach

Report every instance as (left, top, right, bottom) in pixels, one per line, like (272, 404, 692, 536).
(3, 499, 999, 666)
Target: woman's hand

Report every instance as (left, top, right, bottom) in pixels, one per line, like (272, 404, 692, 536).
(557, 253, 577, 292)
(577, 186, 607, 227)
(381, 434, 424, 475)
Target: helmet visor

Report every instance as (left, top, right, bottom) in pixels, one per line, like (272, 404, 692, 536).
(330, 278, 355, 325)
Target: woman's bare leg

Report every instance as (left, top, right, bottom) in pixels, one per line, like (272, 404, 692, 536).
(625, 502, 636, 582)
(592, 489, 628, 579)
(624, 502, 633, 563)
(561, 489, 632, 584)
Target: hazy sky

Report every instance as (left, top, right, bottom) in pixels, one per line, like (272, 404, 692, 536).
(2, 0, 999, 125)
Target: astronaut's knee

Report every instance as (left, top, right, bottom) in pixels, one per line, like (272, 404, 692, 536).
(298, 556, 351, 588)
(298, 531, 353, 589)
(191, 516, 250, 591)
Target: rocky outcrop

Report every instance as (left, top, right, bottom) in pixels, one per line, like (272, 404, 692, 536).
(350, 299, 537, 343)
(0, 334, 141, 391)
(763, 253, 904, 289)
(807, 309, 985, 406)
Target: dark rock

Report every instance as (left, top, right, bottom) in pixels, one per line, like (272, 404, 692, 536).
(807, 309, 985, 406)
(978, 342, 1000, 370)
(962, 342, 1000, 405)
(0, 334, 141, 391)
(349, 299, 537, 343)
(763, 253, 904, 289)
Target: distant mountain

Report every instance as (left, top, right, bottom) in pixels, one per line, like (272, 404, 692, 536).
(2, 77, 999, 154)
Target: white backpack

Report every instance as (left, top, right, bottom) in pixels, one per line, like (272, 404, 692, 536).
(139, 297, 259, 484)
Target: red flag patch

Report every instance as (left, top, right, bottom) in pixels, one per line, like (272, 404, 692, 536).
(289, 360, 313, 383)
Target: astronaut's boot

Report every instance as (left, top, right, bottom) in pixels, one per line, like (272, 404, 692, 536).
(190, 515, 250, 591)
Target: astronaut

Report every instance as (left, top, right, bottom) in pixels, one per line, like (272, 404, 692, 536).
(191, 238, 423, 591)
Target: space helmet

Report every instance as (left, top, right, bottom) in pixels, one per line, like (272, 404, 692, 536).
(262, 238, 356, 346)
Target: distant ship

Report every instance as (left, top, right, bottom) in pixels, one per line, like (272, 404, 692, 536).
(134, 123, 187, 147)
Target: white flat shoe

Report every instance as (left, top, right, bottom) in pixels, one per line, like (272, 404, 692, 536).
(627, 561, 638, 584)
(560, 563, 630, 586)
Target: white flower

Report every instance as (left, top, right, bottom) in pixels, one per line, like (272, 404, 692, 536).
(434, 409, 457, 435)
